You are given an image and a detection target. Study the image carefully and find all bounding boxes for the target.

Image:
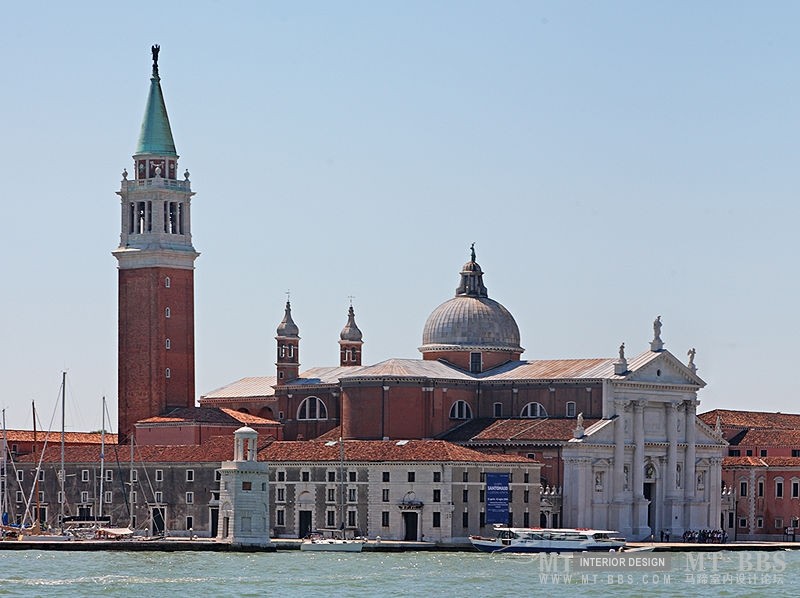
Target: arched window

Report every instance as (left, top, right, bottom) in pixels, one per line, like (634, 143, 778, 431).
(165, 368, 171, 379)
(297, 396, 328, 420)
(164, 277, 171, 288)
(520, 402, 547, 418)
(566, 401, 576, 418)
(449, 400, 472, 420)
(165, 307, 171, 318)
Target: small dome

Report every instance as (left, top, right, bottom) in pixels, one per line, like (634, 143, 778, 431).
(234, 425, 257, 436)
(340, 305, 363, 342)
(276, 300, 299, 337)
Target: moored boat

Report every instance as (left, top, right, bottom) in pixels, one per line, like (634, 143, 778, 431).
(299, 530, 364, 552)
(469, 526, 625, 553)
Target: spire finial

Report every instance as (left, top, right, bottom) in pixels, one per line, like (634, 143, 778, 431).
(347, 295, 355, 307)
(285, 289, 291, 303)
(470, 242, 476, 262)
(151, 44, 160, 78)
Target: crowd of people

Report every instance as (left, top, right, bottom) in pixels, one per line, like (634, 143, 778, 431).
(680, 529, 728, 543)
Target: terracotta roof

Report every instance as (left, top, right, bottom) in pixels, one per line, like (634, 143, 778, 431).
(16, 435, 236, 464)
(734, 428, 800, 448)
(699, 409, 800, 430)
(723, 456, 767, 467)
(762, 457, 800, 467)
(439, 418, 596, 443)
(2, 430, 118, 445)
(315, 426, 342, 441)
(723, 456, 800, 468)
(260, 440, 534, 464)
(136, 407, 279, 426)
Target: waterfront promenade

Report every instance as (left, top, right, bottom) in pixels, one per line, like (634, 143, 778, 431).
(1, 537, 800, 552)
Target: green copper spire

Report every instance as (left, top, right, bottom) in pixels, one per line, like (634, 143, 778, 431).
(135, 45, 177, 156)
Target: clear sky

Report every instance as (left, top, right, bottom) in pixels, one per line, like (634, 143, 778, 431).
(2, 1, 798, 432)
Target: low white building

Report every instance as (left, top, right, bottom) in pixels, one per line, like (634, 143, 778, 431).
(261, 439, 539, 542)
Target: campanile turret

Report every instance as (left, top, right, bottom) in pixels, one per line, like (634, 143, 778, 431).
(113, 46, 199, 442)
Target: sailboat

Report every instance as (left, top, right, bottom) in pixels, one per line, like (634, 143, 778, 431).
(300, 437, 364, 552)
(19, 377, 72, 541)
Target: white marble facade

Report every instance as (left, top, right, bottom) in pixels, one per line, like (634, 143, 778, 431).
(562, 349, 727, 541)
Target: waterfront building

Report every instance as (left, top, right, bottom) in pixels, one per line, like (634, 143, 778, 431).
(13, 435, 537, 542)
(262, 439, 537, 542)
(700, 409, 800, 541)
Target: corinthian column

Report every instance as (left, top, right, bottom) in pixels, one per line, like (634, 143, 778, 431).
(666, 402, 679, 498)
(684, 399, 697, 501)
(614, 400, 626, 497)
(632, 401, 645, 499)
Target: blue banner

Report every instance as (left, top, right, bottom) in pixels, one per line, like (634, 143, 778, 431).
(485, 472, 509, 524)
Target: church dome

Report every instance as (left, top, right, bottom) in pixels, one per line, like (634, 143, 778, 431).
(420, 247, 523, 354)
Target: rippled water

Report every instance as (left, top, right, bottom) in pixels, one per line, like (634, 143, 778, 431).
(0, 549, 798, 597)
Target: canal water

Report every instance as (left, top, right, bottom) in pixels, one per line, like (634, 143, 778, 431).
(0, 549, 796, 597)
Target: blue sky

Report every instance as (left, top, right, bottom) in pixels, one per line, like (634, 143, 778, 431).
(2, 1, 799, 431)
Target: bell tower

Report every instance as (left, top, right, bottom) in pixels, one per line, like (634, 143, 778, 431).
(113, 46, 199, 442)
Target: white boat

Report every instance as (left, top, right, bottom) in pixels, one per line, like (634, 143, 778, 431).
(300, 530, 364, 552)
(470, 526, 625, 553)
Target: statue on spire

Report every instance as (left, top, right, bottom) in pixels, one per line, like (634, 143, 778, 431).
(151, 44, 160, 77)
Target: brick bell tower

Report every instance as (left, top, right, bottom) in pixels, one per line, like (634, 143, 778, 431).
(113, 45, 199, 442)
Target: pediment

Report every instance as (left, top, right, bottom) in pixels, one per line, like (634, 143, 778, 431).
(623, 350, 705, 387)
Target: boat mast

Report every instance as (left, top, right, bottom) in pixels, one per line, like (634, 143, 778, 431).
(128, 434, 135, 529)
(99, 396, 105, 525)
(32, 401, 39, 529)
(59, 371, 66, 532)
(1, 409, 7, 526)
(339, 436, 345, 531)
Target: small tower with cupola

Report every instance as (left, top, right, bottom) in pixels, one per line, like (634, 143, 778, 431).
(339, 304, 363, 366)
(217, 426, 272, 547)
(113, 46, 199, 442)
(275, 301, 300, 382)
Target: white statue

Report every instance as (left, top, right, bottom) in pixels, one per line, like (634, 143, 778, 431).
(653, 315, 662, 341)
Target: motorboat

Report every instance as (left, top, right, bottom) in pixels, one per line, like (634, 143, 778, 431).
(469, 526, 625, 553)
(299, 530, 364, 552)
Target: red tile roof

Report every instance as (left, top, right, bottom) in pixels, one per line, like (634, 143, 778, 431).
(3, 430, 118, 445)
(699, 409, 800, 430)
(261, 440, 534, 464)
(723, 456, 767, 467)
(16, 437, 533, 466)
(723, 456, 800, 469)
(16, 435, 236, 464)
(735, 428, 800, 448)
